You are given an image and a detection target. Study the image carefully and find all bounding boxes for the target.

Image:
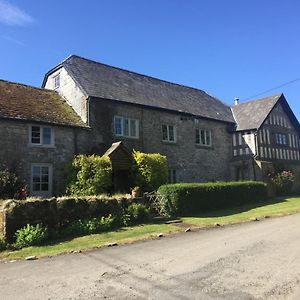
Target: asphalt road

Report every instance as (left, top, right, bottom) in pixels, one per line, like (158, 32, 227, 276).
(1, 213, 300, 299)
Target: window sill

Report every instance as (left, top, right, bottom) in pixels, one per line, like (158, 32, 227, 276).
(162, 140, 177, 145)
(196, 144, 213, 150)
(114, 135, 139, 140)
(28, 143, 56, 149)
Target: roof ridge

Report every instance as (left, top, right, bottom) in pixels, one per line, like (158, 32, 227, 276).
(66, 54, 224, 102)
(0, 78, 57, 94)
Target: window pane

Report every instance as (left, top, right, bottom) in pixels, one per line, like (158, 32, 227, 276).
(124, 118, 129, 136)
(168, 126, 174, 141)
(206, 131, 211, 145)
(31, 126, 40, 144)
(54, 75, 60, 88)
(195, 129, 200, 144)
(43, 127, 52, 145)
(41, 183, 49, 191)
(41, 167, 49, 175)
(41, 175, 49, 182)
(282, 134, 286, 145)
(200, 130, 205, 145)
(162, 125, 168, 141)
(114, 117, 122, 135)
(32, 166, 41, 175)
(130, 119, 136, 137)
(33, 183, 41, 191)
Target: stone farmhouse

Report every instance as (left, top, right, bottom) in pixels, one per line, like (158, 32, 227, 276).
(0, 80, 90, 197)
(1, 55, 300, 196)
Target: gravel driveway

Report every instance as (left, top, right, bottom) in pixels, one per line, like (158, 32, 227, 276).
(1, 213, 300, 299)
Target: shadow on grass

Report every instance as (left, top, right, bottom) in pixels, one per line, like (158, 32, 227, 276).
(40, 220, 166, 248)
(181, 196, 289, 218)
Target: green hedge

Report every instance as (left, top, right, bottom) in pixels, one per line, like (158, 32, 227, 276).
(157, 181, 267, 217)
(66, 155, 112, 196)
(132, 150, 168, 192)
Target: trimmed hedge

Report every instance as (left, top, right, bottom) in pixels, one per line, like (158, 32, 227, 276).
(157, 181, 267, 217)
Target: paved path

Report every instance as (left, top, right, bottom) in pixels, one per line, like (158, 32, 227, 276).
(1, 213, 300, 299)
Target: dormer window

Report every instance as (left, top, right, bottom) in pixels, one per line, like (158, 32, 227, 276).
(53, 74, 60, 89)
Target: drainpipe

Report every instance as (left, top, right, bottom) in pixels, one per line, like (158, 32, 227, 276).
(252, 131, 258, 181)
(86, 97, 91, 127)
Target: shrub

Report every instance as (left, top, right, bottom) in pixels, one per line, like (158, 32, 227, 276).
(157, 181, 267, 217)
(60, 214, 116, 237)
(0, 169, 23, 199)
(0, 239, 7, 251)
(132, 150, 168, 192)
(66, 155, 112, 196)
(14, 224, 48, 249)
(268, 170, 294, 195)
(126, 203, 149, 224)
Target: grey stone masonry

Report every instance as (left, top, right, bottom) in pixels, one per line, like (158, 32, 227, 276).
(0, 119, 89, 197)
(88, 98, 233, 182)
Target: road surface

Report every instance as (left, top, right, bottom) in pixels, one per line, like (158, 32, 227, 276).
(1, 213, 300, 299)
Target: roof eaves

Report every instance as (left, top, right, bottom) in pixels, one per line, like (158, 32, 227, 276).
(0, 115, 90, 129)
(90, 96, 235, 124)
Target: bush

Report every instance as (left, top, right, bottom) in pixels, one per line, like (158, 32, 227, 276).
(268, 170, 294, 195)
(133, 150, 168, 192)
(14, 224, 48, 249)
(66, 155, 112, 196)
(157, 181, 267, 217)
(0, 239, 7, 251)
(0, 169, 23, 199)
(60, 214, 116, 237)
(126, 203, 149, 224)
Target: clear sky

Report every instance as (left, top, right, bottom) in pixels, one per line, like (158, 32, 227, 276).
(1, 0, 300, 119)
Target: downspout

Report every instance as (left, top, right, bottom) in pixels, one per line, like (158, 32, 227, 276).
(252, 131, 258, 181)
(86, 97, 91, 127)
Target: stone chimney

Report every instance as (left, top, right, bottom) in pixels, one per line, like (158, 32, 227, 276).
(234, 97, 239, 106)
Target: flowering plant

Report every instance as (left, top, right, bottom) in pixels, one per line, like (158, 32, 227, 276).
(268, 170, 294, 195)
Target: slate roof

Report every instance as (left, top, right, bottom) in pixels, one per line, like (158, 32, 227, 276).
(232, 94, 282, 131)
(46, 55, 234, 123)
(0, 79, 87, 127)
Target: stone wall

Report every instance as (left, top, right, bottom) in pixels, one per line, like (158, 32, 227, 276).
(0, 196, 135, 242)
(89, 98, 233, 182)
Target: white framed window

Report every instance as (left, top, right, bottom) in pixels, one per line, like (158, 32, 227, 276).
(162, 124, 176, 143)
(114, 116, 139, 138)
(53, 74, 60, 89)
(29, 125, 54, 146)
(196, 129, 212, 146)
(31, 164, 52, 197)
(275, 133, 287, 145)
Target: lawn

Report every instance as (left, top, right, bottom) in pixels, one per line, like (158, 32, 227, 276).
(1, 196, 300, 262)
(0, 224, 180, 261)
(182, 196, 300, 226)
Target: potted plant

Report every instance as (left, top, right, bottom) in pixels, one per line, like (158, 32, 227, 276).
(131, 186, 140, 198)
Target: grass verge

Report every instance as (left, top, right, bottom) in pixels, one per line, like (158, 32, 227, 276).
(0, 224, 180, 262)
(182, 196, 300, 226)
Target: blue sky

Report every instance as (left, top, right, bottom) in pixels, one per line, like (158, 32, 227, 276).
(1, 0, 300, 118)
